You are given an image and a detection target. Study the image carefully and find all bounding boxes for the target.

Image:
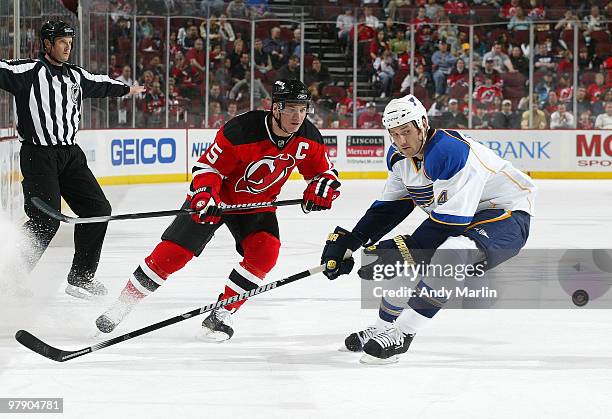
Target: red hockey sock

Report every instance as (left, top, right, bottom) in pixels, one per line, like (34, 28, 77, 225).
(220, 232, 280, 311)
(120, 240, 194, 303)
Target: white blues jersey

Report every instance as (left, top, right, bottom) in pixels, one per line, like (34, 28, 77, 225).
(382, 129, 536, 226)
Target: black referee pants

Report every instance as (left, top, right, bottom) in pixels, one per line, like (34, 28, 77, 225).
(20, 143, 111, 282)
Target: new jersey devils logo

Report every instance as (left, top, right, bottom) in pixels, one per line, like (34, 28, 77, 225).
(235, 154, 296, 194)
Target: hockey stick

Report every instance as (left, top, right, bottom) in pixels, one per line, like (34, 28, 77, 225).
(31, 196, 303, 225)
(15, 264, 325, 362)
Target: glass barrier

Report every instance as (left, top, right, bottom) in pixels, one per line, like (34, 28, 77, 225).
(7, 1, 609, 131)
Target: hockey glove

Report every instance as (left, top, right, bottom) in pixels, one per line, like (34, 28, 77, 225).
(302, 173, 341, 213)
(357, 235, 419, 281)
(189, 187, 222, 224)
(321, 226, 364, 280)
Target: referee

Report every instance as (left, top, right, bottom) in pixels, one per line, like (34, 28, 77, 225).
(0, 20, 145, 299)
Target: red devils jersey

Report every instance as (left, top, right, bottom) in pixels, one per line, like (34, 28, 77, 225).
(191, 110, 335, 212)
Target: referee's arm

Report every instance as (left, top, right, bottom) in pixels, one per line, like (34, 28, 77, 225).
(73, 65, 145, 98)
(0, 59, 33, 95)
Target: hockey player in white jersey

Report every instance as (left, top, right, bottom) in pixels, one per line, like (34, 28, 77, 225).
(320, 94, 536, 364)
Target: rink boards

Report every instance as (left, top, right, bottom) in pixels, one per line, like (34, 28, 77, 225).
(73, 128, 612, 184)
(0, 129, 610, 217)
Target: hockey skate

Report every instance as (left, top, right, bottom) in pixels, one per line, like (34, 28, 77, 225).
(95, 298, 138, 333)
(65, 277, 108, 300)
(198, 306, 235, 343)
(340, 326, 385, 352)
(360, 325, 415, 365)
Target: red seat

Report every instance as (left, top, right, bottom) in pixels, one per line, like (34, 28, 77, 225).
(473, 6, 497, 24)
(322, 85, 347, 103)
(392, 68, 409, 92)
(547, 9, 566, 20)
(450, 85, 468, 99)
(413, 85, 429, 100)
(512, 30, 529, 45)
(264, 69, 278, 84)
(591, 31, 610, 43)
(397, 5, 417, 21)
(503, 85, 526, 100)
(303, 54, 315, 69)
(536, 30, 551, 44)
(501, 72, 526, 88)
(546, 0, 566, 7)
(561, 29, 575, 45)
(117, 36, 132, 54)
(255, 27, 268, 40)
(280, 27, 294, 41)
(595, 43, 611, 57)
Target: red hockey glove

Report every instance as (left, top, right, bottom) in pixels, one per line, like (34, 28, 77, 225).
(189, 187, 222, 224)
(302, 173, 341, 213)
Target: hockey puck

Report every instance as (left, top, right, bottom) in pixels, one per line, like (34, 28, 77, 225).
(571, 289, 589, 307)
(558, 250, 612, 304)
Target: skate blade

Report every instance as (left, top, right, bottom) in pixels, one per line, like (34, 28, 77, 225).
(196, 329, 231, 343)
(359, 353, 399, 365)
(65, 284, 103, 301)
(338, 345, 362, 353)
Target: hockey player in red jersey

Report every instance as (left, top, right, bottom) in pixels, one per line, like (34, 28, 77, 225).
(96, 79, 340, 341)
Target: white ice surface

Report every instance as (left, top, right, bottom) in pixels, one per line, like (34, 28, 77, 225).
(1, 179, 612, 419)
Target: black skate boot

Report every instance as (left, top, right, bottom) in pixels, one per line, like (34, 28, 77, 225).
(198, 296, 235, 342)
(360, 325, 415, 365)
(341, 326, 385, 352)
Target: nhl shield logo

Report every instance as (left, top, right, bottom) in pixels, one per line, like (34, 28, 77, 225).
(70, 84, 80, 104)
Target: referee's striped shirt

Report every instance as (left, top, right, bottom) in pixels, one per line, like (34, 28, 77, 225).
(0, 53, 130, 146)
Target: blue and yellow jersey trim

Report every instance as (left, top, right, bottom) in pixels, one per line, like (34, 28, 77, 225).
(386, 145, 405, 171)
(465, 210, 512, 231)
(430, 211, 473, 226)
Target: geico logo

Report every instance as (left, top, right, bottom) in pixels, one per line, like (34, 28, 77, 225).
(576, 134, 612, 157)
(111, 138, 176, 165)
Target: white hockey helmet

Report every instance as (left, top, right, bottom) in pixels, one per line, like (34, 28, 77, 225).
(382, 94, 428, 130)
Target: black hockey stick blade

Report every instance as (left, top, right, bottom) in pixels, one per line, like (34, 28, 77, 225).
(15, 264, 325, 362)
(31, 197, 303, 225)
(15, 330, 90, 362)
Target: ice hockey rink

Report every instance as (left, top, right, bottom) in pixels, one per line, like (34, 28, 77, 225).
(1, 178, 611, 418)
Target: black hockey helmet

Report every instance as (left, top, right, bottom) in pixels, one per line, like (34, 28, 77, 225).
(272, 79, 312, 112)
(40, 20, 76, 51)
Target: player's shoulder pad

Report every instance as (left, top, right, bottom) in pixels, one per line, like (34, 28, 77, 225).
(386, 145, 405, 171)
(296, 118, 324, 144)
(222, 110, 269, 145)
(424, 129, 470, 181)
